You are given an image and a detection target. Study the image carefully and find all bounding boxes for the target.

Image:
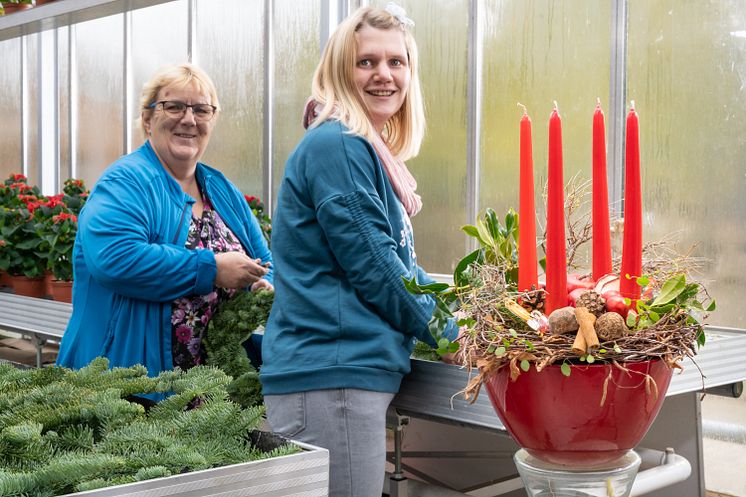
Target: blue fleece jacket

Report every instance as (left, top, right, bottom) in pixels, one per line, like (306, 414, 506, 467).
(56, 141, 272, 376)
(260, 120, 455, 395)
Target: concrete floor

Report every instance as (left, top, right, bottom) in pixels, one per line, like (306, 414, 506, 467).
(702, 390, 746, 497)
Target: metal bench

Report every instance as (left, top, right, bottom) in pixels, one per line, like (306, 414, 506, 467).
(0, 292, 71, 368)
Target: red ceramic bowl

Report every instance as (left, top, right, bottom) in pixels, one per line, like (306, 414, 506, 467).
(484, 359, 673, 467)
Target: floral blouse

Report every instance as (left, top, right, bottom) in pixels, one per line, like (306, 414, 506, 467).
(171, 193, 245, 370)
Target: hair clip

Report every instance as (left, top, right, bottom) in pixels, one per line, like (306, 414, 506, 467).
(385, 2, 415, 28)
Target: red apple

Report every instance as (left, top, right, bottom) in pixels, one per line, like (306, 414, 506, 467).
(602, 289, 629, 317)
(567, 287, 587, 307)
(567, 274, 595, 293)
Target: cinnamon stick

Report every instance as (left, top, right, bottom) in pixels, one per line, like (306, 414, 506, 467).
(575, 306, 600, 354)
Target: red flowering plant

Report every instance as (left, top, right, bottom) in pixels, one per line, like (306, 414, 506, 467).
(61, 178, 89, 215)
(244, 194, 271, 245)
(29, 194, 80, 281)
(0, 201, 46, 278)
(0, 173, 40, 207)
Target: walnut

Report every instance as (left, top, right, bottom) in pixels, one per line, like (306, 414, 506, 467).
(548, 306, 579, 335)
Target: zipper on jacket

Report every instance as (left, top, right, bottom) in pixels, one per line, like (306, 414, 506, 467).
(172, 203, 189, 244)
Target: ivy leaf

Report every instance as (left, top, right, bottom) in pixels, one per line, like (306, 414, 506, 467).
(520, 359, 530, 372)
(586, 354, 596, 364)
(560, 362, 571, 377)
(495, 346, 506, 357)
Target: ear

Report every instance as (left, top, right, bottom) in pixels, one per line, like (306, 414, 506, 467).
(142, 111, 153, 135)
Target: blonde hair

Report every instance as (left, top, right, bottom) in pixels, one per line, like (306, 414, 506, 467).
(137, 63, 221, 138)
(310, 6, 425, 161)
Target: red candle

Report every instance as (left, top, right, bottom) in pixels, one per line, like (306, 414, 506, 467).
(619, 102, 642, 302)
(518, 104, 538, 292)
(545, 102, 567, 314)
(592, 99, 612, 280)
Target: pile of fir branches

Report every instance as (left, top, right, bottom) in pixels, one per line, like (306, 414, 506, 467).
(0, 357, 297, 496)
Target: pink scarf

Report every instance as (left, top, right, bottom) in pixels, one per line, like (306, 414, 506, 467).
(302, 99, 422, 217)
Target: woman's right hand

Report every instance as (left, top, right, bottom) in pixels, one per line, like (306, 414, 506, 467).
(214, 252, 269, 289)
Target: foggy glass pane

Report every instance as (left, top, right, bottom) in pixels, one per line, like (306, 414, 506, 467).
(0, 38, 22, 179)
(75, 15, 124, 189)
(197, 0, 264, 198)
(26, 34, 40, 187)
(130, 0, 189, 147)
(58, 27, 72, 188)
(628, 1, 746, 328)
(481, 0, 611, 274)
(272, 0, 320, 207)
(370, 0, 469, 275)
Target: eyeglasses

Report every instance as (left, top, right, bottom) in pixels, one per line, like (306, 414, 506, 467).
(148, 100, 217, 121)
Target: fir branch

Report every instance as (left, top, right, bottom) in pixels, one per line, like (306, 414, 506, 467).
(203, 289, 273, 408)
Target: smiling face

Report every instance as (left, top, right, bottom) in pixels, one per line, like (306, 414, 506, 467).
(142, 83, 215, 174)
(353, 26, 411, 133)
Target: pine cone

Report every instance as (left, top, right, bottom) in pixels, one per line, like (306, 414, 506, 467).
(575, 290, 606, 317)
(519, 286, 546, 313)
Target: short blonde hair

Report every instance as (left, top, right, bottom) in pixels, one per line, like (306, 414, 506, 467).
(311, 6, 425, 161)
(137, 63, 221, 138)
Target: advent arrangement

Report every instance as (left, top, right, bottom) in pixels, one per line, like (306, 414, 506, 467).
(406, 100, 715, 470)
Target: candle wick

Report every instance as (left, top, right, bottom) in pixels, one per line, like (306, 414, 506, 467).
(517, 102, 527, 115)
(630, 99, 635, 110)
(553, 100, 559, 112)
(597, 97, 601, 107)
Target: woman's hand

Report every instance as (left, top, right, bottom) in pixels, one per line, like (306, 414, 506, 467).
(214, 252, 269, 289)
(251, 278, 274, 292)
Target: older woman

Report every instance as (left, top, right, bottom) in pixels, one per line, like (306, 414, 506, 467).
(57, 64, 272, 378)
(260, 5, 456, 496)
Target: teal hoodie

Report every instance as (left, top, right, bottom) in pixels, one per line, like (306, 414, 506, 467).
(260, 120, 455, 395)
(56, 141, 272, 377)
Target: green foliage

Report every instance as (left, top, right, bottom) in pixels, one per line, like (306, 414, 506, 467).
(460, 208, 520, 284)
(404, 208, 540, 358)
(629, 273, 715, 347)
(0, 358, 299, 496)
(243, 195, 272, 245)
(204, 289, 274, 408)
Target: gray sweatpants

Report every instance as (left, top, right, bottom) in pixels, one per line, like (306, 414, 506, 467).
(264, 388, 395, 497)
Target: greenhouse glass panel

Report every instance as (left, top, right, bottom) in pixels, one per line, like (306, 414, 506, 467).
(370, 0, 469, 275)
(628, 1, 746, 328)
(272, 0, 320, 208)
(58, 27, 72, 188)
(130, 0, 189, 149)
(26, 34, 40, 187)
(197, 0, 264, 198)
(480, 0, 611, 274)
(74, 15, 124, 188)
(0, 38, 22, 179)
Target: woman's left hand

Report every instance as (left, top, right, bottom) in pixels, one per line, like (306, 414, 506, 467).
(251, 279, 274, 292)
